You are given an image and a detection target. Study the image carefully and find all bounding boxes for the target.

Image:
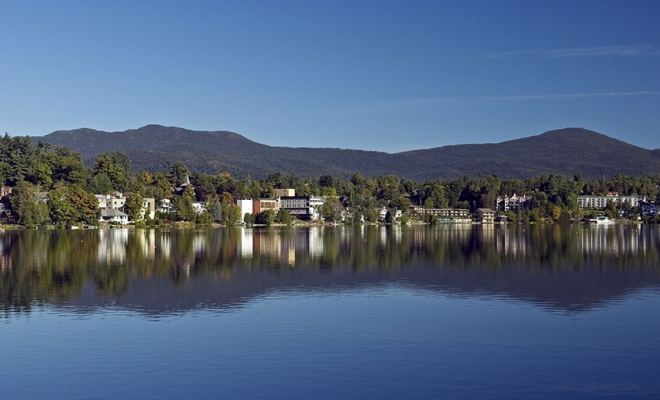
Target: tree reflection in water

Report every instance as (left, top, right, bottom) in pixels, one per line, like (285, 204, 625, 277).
(1, 224, 660, 315)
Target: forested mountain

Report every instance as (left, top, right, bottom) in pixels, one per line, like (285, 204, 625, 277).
(396, 128, 660, 179)
(38, 125, 660, 180)
(4, 127, 660, 228)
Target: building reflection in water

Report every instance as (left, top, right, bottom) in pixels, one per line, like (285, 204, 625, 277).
(68, 224, 660, 271)
(97, 229, 129, 264)
(2, 225, 660, 314)
(578, 224, 647, 256)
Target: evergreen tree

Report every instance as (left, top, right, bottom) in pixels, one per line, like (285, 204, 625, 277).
(207, 198, 223, 222)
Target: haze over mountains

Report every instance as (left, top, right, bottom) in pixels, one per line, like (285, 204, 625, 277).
(38, 125, 660, 181)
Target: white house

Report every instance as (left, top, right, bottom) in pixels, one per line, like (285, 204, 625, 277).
(192, 201, 206, 214)
(158, 199, 174, 214)
(100, 208, 129, 225)
(378, 207, 404, 221)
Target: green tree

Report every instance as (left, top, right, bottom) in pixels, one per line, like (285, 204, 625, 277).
(390, 194, 412, 211)
(220, 202, 241, 225)
(9, 181, 49, 227)
(175, 192, 195, 221)
(0, 161, 11, 186)
(216, 192, 241, 225)
(421, 181, 448, 209)
(376, 174, 403, 204)
(125, 194, 144, 221)
(605, 200, 617, 219)
(48, 188, 75, 227)
(170, 161, 190, 186)
(276, 208, 292, 225)
(322, 197, 344, 222)
(89, 172, 113, 194)
(244, 212, 255, 227)
(68, 186, 100, 225)
(27, 162, 53, 188)
(93, 152, 129, 192)
(51, 146, 87, 185)
(4, 136, 37, 185)
(365, 205, 378, 223)
(207, 198, 223, 222)
(551, 205, 562, 222)
(151, 172, 173, 200)
(319, 175, 335, 189)
(256, 209, 275, 226)
(195, 211, 213, 225)
(20, 199, 50, 227)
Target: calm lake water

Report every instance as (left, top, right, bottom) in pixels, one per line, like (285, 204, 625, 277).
(2, 224, 660, 399)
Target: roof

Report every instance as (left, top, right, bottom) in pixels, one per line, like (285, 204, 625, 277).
(101, 209, 128, 217)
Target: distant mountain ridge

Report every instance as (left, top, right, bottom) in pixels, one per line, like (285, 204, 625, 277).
(38, 125, 660, 180)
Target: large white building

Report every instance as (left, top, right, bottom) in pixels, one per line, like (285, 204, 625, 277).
(496, 194, 532, 211)
(95, 192, 126, 211)
(237, 199, 254, 221)
(577, 195, 643, 209)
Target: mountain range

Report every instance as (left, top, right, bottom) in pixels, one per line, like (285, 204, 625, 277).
(38, 125, 660, 181)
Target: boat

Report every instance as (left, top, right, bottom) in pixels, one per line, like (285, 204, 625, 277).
(590, 214, 614, 224)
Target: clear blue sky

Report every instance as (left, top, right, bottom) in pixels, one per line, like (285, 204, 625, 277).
(1, 0, 659, 152)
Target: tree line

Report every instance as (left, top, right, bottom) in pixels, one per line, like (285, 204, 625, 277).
(3, 134, 660, 227)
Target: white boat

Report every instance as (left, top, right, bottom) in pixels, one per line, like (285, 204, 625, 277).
(594, 215, 614, 224)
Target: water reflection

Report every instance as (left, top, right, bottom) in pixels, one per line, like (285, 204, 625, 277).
(1, 224, 660, 316)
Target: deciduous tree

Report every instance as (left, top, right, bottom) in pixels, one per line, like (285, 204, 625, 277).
(125, 194, 144, 221)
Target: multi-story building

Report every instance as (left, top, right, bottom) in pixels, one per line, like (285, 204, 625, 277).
(237, 199, 254, 220)
(158, 199, 173, 214)
(419, 208, 471, 222)
(274, 188, 296, 198)
(639, 202, 660, 216)
(475, 208, 495, 223)
(253, 198, 279, 215)
(577, 194, 643, 210)
(496, 194, 532, 211)
(95, 192, 126, 211)
(279, 196, 325, 220)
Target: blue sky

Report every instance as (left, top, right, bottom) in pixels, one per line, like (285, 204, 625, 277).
(1, 0, 659, 152)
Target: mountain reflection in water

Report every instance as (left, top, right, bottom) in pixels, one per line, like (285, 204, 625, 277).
(2, 224, 660, 316)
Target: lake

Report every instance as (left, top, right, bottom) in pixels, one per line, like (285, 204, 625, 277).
(2, 224, 660, 399)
